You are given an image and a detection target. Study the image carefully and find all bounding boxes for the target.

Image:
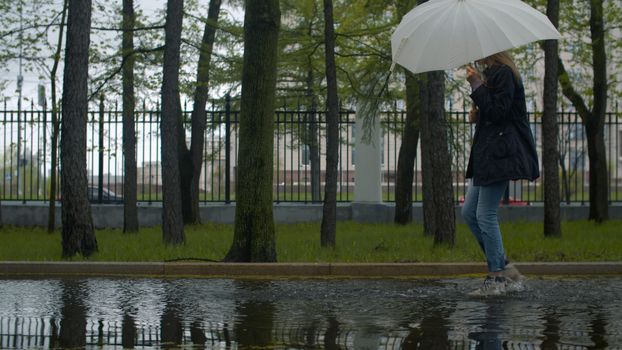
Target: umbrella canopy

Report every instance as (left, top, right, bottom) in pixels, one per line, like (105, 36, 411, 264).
(391, 0, 561, 74)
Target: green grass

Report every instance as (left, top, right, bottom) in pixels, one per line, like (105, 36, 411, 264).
(1, 221, 621, 262)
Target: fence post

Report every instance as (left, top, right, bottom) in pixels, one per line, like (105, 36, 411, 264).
(225, 94, 231, 204)
(98, 95, 105, 204)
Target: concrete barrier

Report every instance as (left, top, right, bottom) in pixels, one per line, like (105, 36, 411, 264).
(1, 201, 620, 228)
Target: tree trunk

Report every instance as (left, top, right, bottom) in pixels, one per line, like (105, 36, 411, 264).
(324, 316, 340, 349)
(58, 281, 87, 348)
(394, 0, 420, 225)
(121, 313, 137, 348)
(161, 299, 183, 345)
(558, 0, 608, 222)
(541, 311, 561, 349)
(48, 102, 59, 231)
(418, 74, 436, 237)
(47, 0, 68, 233)
(224, 0, 280, 262)
(122, 0, 138, 233)
(543, 0, 561, 237)
(190, 320, 207, 346)
(420, 69, 455, 243)
(402, 306, 451, 349)
(60, 0, 97, 258)
(394, 72, 420, 224)
(428, 72, 455, 246)
(234, 300, 275, 347)
(587, 0, 608, 222)
(320, 0, 339, 248)
(180, 0, 222, 225)
(585, 119, 609, 222)
(411, 0, 438, 237)
(160, 0, 185, 245)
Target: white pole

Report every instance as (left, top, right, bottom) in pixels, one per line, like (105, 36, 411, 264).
(353, 103, 382, 203)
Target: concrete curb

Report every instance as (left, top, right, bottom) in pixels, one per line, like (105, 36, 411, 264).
(1, 261, 622, 278)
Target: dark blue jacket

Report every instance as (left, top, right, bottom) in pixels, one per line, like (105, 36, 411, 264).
(466, 64, 539, 186)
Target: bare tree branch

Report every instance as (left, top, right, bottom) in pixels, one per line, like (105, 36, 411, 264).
(91, 24, 165, 32)
(558, 57, 591, 121)
(1, 18, 62, 39)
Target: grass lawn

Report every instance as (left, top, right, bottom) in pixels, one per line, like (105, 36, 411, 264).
(1, 221, 621, 262)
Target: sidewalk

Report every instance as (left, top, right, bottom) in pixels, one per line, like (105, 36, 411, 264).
(1, 261, 622, 278)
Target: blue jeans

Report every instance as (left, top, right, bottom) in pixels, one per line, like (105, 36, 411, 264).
(461, 180, 508, 273)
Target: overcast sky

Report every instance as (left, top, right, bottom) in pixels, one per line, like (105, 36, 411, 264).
(2, 0, 242, 109)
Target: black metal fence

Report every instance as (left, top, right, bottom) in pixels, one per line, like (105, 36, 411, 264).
(1, 100, 621, 204)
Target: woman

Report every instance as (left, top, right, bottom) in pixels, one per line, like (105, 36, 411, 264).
(463, 51, 539, 296)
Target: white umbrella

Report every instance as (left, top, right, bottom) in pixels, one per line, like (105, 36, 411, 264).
(391, 0, 561, 74)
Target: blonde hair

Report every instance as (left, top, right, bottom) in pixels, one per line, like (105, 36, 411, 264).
(477, 51, 521, 82)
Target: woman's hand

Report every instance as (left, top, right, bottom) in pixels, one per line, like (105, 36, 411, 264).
(466, 64, 483, 90)
(468, 107, 479, 123)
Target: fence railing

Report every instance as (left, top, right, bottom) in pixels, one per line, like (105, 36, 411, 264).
(1, 101, 621, 204)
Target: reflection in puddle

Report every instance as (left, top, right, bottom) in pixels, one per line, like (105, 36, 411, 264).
(1, 277, 621, 348)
